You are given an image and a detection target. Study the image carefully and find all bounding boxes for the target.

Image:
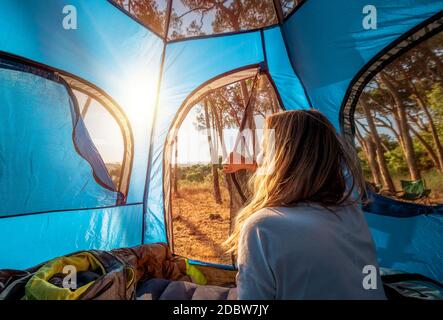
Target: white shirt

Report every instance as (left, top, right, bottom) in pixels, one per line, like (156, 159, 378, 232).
(237, 202, 386, 300)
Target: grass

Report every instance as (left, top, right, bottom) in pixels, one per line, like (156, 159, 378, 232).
(367, 168, 443, 204)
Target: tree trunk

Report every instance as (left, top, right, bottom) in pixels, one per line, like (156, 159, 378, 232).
(379, 72, 421, 181)
(422, 45, 443, 78)
(173, 136, 179, 196)
(356, 127, 382, 186)
(366, 137, 383, 186)
(413, 92, 443, 171)
(204, 100, 222, 204)
(240, 80, 250, 109)
(409, 125, 441, 170)
(360, 99, 396, 192)
(210, 101, 239, 235)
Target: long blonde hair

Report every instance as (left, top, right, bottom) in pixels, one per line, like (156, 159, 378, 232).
(224, 110, 366, 254)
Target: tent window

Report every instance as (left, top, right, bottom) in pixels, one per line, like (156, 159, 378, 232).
(0, 58, 125, 217)
(60, 73, 134, 201)
(165, 69, 281, 264)
(168, 0, 278, 41)
(280, 0, 303, 18)
(59, 74, 134, 202)
(353, 30, 443, 205)
(111, 0, 281, 41)
(112, 0, 169, 37)
(75, 90, 126, 191)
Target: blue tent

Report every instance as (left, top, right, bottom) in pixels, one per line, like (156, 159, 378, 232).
(0, 0, 442, 284)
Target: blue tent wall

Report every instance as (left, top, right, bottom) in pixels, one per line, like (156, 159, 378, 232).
(0, 0, 163, 203)
(263, 26, 310, 110)
(0, 0, 162, 269)
(0, 206, 142, 270)
(366, 213, 443, 283)
(0, 66, 118, 216)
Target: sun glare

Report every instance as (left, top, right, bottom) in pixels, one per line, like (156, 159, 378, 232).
(119, 73, 159, 129)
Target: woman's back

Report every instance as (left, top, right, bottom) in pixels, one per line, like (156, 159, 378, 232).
(237, 203, 386, 300)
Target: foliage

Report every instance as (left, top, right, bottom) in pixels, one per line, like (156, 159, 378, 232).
(354, 30, 443, 203)
(177, 163, 225, 185)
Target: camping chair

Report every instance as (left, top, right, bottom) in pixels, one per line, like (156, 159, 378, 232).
(399, 179, 431, 204)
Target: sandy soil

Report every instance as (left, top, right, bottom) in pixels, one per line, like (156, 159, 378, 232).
(171, 185, 232, 265)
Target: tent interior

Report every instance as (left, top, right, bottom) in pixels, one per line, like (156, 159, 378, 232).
(0, 0, 443, 299)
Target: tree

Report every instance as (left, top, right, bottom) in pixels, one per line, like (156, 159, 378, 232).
(168, 0, 277, 40)
(354, 30, 443, 203)
(378, 71, 421, 180)
(355, 126, 382, 186)
(114, 0, 167, 36)
(203, 99, 222, 204)
(172, 136, 179, 196)
(358, 96, 396, 192)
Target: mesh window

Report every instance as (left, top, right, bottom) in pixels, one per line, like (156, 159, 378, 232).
(0, 59, 121, 216)
(166, 71, 281, 264)
(112, 0, 169, 37)
(354, 31, 443, 205)
(280, 0, 303, 18)
(70, 86, 133, 200)
(75, 90, 125, 190)
(168, 0, 278, 41)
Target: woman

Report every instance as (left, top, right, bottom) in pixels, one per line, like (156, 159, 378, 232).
(223, 110, 386, 300)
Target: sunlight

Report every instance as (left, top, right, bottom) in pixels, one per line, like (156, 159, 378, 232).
(119, 72, 159, 129)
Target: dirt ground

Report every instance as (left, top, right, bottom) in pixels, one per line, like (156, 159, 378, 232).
(171, 185, 232, 265)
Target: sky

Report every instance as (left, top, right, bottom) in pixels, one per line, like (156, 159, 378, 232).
(175, 105, 267, 165)
(75, 91, 124, 165)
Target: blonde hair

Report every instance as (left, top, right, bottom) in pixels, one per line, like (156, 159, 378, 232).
(224, 110, 366, 254)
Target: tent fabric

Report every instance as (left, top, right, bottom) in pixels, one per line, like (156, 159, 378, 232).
(0, 204, 143, 270)
(61, 74, 135, 198)
(366, 213, 443, 283)
(0, 60, 119, 217)
(364, 192, 443, 218)
(264, 26, 310, 110)
(0, 0, 161, 269)
(0, 0, 442, 285)
(0, 0, 164, 203)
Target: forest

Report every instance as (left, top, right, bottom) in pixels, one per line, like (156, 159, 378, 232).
(113, 0, 301, 40)
(355, 31, 443, 204)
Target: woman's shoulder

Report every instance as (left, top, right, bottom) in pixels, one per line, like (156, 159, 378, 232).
(241, 206, 306, 233)
(243, 203, 363, 232)
(239, 206, 329, 248)
(240, 208, 281, 234)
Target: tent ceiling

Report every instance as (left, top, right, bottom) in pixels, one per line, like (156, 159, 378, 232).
(110, 0, 304, 41)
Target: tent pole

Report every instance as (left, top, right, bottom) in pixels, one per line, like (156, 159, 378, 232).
(272, 0, 284, 24)
(141, 0, 173, 245)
